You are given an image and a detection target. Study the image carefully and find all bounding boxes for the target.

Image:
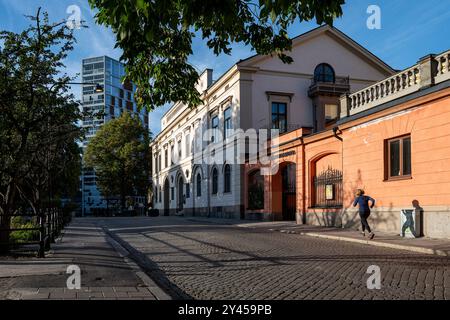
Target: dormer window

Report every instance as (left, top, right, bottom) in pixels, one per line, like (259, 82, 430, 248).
(314, 63, 335, 83)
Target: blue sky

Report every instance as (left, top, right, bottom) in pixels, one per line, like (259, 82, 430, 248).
(1, 0, 450, 134)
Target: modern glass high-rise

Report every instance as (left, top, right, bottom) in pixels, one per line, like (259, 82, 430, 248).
(80, 56, 149, 215)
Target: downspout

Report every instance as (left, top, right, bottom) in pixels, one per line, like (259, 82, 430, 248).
(333, 126, 345, 228)
(300, 137, 306, 225)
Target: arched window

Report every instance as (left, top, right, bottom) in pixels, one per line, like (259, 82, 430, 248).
(224, 164, 231, 193)
(196, 173, 202, 197)
(212, 168, 218, 195)
(314, 63, 335, 83)
(248, 170, 264, 210)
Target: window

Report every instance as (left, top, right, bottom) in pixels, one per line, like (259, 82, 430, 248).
(325, 104, 338, 123)
(248, 170, 264, 210)
(386, 135, 411, 179)
(154, 187, 158, 203)
(314, 63, 335, 83)
(196, 173, 202, 197)
(171, 146, 174, 164)
(158, 154, 161, 171)
(159, 187, 162, 203)
(211, 115, 219, 142)
(224, 108, 232, 138)
(164, 149, 168, 168)
(178, 140, 182, 159)
(272, 102, 287, 134)
(212, 168, 218, 195)
(171, 187, 174, 200)
(185, 134, 191, 156)
(186, 183, 190, 198)
(224, 165, 231, 193)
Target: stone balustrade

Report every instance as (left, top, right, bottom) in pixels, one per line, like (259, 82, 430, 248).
(435, 50, 450, 84)
(340, 49, 450, 118)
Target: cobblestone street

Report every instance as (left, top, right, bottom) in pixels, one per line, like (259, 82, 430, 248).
(102, 217, 450, 300)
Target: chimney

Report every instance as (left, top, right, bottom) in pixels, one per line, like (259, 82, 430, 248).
(196, 69, 213, 93)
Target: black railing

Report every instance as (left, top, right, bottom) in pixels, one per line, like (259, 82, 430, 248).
(313, 167, 343, 208)
(0, 207, 70, 257)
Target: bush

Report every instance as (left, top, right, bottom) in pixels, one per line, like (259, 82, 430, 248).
(10, 216, 40, 243)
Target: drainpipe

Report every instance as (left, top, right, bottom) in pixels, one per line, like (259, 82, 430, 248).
(332, 126, 345, 228)
(300, 137, 306, 225)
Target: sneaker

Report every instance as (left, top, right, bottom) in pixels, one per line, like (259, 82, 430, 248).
(369, 232, 375, 240)
(361, 231, 366, 237)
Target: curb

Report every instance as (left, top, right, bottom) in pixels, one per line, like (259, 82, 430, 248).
(103, 230, 172, 300)
(275, 229, 449, 257)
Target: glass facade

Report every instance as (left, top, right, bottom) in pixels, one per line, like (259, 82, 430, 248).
(81, 56, 149, 215)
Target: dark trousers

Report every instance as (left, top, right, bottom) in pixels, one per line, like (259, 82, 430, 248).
(359, 211, 371, 233)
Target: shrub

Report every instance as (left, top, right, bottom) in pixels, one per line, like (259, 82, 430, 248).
(10, 216, 40, 243)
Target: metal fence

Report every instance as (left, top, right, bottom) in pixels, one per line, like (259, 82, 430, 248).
(0, 207, 70, 257)
(313, 167, 343, 208)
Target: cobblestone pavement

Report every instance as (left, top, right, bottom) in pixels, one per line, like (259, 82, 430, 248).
(103, 216, 450, 300)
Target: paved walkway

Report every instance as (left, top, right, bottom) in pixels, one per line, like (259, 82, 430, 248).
(187, 217, 450, 256)
(0, 219, 171, 300)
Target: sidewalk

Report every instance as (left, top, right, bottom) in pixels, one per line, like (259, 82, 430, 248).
(0, 218, 171, 300)
(186, 216, 450, 257)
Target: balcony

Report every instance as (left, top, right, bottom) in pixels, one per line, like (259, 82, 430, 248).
(308, 76, 350, 98)
(340, 49, 450, 118)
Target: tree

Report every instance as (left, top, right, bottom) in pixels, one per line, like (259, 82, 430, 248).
(84, 112, 151, 214)
(89, 0, 345, 110)
(0, 8, 83, 253)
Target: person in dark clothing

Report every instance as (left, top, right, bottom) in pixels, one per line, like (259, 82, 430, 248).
(353, 189, 376, 239)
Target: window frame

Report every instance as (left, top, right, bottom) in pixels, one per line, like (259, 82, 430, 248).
(223, 107, 232, 138)
(224, 164, 231, 193)
(314, 63, 335, 83)
(385, 134, 412, 181)
(196, 173, 202, 197)
(271, 102, 288, 134)
(211, 115, 219, 143)
(211, 168, 218, 195)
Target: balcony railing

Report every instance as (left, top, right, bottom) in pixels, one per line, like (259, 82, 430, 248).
(341, 49, 450, 118)
(308, 76, 350, 97)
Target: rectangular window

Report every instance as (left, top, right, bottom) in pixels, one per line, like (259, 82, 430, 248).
(171, 146, 174, 164)
(325, 104, 338, 123)
(386, 135, 411, 179)
(186, 183, 190, 198)
(211, 115, 219, 142)
(178, 140, 182, 159)
(224, 107, 232, 138)
(164, 149, 168, 168)
(171, 187, 174, 200)
(271, 102, 287, 134)
(185, 134, 191, 156)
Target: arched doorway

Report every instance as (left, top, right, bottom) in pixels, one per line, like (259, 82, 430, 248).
(281, 163, 296, 221)
(163, 178, 170, 216)
(177, 176, 184, 213)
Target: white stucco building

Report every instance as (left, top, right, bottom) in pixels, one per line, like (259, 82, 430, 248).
(150, 25, 395, 219)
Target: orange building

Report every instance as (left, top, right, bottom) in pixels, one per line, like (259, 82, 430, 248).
(244, 50, 450, 240)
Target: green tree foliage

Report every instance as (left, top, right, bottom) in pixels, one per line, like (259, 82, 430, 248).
(84, 112, 151, 213)
(0, 9, 83, 252)
(89, 0, 345, 109)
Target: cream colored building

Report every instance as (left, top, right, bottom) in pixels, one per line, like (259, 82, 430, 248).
(150, 25, 395, 219)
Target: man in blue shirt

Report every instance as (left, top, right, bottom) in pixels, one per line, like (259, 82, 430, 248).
(353, 189, 376, 239)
